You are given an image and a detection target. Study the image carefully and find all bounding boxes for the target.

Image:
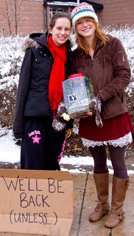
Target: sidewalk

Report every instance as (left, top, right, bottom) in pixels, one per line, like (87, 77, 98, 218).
(69, 173, 134, 236)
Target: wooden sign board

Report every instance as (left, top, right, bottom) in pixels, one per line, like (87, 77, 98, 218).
(0, 169, 73, 236)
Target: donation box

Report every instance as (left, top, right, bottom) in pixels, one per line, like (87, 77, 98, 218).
(62, 73, 94, 119)
(0, 169, 73, 236)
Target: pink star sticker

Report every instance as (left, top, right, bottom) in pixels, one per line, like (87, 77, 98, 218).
(32, 135, 41, 144)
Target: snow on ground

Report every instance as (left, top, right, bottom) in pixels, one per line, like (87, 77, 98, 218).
(0, 131, 20, 163)
(0, 127, 134, 174)
(0, 130, 112, 173)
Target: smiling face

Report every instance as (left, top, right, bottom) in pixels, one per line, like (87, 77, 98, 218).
(49, 17, 71, 47)
(76, 17, 96, 41)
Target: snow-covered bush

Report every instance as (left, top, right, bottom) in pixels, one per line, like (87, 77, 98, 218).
(0, 35, 27, 128)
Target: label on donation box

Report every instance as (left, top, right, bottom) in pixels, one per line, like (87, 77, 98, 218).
(0, 169, 73, 236)
(62, 73, 94, 119)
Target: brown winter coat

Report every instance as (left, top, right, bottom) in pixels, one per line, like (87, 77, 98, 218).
(71, 35, 131, 120)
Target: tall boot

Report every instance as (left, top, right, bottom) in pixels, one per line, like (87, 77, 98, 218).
(104, 175, 129, 228)
(89, 172, 110, 222)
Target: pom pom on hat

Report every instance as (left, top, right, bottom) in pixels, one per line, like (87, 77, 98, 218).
(71, 2, 98, 28)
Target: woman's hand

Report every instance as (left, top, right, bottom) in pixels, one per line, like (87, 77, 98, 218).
(88, 96, 103, 128)
(87, 111, 93, 116)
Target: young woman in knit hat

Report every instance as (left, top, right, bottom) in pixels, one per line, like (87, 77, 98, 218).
(71, 2, 133, 228)
(13, 12, 73, 170)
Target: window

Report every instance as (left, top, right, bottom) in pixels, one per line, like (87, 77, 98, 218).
(50, 7, 63, 18)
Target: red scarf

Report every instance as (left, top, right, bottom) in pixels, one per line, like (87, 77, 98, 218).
(47, 35, 67, 116)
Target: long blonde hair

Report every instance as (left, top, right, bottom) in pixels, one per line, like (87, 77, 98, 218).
(75, 17, 109, 55)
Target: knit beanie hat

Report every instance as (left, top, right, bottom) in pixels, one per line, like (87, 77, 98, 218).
(71, 2, 98, 28)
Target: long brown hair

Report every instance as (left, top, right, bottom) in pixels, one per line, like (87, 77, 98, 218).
(75, 17, 109, 55)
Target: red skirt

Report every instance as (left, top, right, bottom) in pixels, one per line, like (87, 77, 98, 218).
(79, 113, 133, 141)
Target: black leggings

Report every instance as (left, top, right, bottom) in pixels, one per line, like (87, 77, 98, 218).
(89, 145, 128, 179)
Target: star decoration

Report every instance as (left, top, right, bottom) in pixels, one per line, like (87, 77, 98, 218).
(32, 135, 41, 144)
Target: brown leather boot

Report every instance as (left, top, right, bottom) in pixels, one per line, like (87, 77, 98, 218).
(89, 172, 110, 222)
(104, 176, 129, 228)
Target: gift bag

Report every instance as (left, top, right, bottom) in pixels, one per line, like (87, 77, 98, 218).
(62, 73, 94, 119)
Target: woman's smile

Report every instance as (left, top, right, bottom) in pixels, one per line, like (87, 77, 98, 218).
(82, 26, 91, 33)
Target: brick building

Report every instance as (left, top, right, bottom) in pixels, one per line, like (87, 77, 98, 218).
(0, 0, 134, 37)
(0, 0, 45, 37)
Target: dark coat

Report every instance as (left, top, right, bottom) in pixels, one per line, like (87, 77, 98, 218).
(13, 32, 72, 139)
(71, 35, 131, 120)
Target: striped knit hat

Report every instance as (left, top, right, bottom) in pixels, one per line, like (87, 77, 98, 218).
(71, 2, 98, 28)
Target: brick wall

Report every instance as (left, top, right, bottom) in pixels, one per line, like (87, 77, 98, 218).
(0, 0, 134, 37)
(0, 0, 45, 37)
(95, 0, 134, 29)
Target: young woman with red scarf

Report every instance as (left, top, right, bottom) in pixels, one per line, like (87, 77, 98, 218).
(13, 12, 73, 170)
